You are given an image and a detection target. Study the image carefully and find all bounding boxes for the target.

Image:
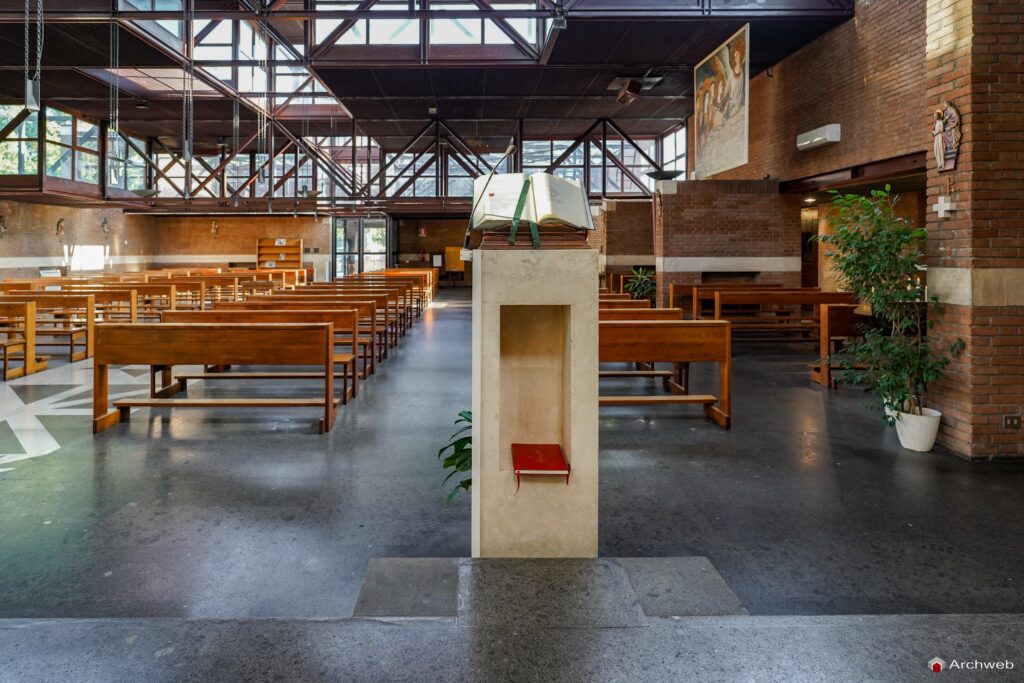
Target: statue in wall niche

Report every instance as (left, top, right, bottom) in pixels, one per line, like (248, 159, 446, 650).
(932, 100, 962, 172)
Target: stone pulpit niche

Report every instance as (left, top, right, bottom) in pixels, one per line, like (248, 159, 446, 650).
(467, 171, 599, 558)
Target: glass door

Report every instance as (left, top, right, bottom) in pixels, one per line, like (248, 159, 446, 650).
(361, 218, 388, 273)
(334, 218, 359, 277)
(333, 217, 391, 278)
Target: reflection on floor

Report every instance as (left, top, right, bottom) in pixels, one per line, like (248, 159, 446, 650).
(1, 289, 1023, 678)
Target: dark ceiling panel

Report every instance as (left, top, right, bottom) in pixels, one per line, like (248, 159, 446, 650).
(0, 10, 849, 153)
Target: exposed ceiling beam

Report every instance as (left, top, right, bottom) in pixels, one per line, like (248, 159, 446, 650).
(310, 0, 382, 60)
(468, 0, 538, 61)
(0, 3, 855, 21)
(0, 108, 30, 142)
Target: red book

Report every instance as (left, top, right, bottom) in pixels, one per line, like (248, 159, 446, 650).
(511, 443, 571, 492)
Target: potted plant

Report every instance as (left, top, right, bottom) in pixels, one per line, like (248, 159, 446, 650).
(623, 266, 656, 302)
(816, 186, 964, 452)
(437, 410, 472, 505)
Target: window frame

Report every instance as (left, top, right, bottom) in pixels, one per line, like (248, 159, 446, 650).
(43, 106, 102, 186)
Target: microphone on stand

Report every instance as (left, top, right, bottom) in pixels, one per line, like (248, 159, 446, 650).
(462, 142, 518, 251)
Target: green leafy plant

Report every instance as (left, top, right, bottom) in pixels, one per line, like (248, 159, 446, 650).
(623, 266, 656, 301)
(815, 186, 964, 422)
(437, 410, 472, 506)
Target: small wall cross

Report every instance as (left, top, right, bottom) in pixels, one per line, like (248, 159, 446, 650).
(932, 195, 957, 219)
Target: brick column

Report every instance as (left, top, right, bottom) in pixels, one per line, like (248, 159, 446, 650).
(926, 0, 1024, 459)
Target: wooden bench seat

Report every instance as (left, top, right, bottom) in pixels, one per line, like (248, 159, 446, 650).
(161, 309, 361, 402)
(669, 282, 786, 319)
(598, 298, 652, 309)
(809, 303, 866, 388)
(246, 293, 396, 359)
(212, 299, 380, 376)
(600, 308, 684, 321)
(0, 293, 96, 360)
(93, 323, 340, 434)
(0, 303, 50, 380)
(712, 290, 858, 341)
(599, 320, 731, 428)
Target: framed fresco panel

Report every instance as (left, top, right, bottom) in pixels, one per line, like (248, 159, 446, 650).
(694, 24, 750, 179)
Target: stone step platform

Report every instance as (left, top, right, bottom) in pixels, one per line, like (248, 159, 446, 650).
(352, 556, 748, 623)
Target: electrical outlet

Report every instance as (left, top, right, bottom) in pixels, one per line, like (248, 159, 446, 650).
(1004, 415, 1022, 430)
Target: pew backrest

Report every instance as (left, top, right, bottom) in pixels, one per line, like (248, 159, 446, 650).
(599, 320, 731, 363)
(599, 308, 684, 321)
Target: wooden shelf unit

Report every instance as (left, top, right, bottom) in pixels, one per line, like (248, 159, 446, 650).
(257, 238, 303, 269)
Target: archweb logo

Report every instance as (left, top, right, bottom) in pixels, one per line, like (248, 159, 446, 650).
(929, 657, 946, 673)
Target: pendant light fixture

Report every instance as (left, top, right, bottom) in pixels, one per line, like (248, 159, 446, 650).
(232, 97, 240, 207)
(24, 0, 43, 111)
(181, 0, 195, 162)
(108, 21, 121, 186)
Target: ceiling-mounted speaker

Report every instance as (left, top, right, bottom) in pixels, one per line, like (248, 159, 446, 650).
(616, 79, 643, 106)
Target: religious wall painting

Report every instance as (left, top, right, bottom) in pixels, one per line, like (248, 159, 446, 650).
(931, 100, 962, 173)
(694, 24, 749, 179)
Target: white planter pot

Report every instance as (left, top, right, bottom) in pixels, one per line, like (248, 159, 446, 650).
(894, 408, 942, 452)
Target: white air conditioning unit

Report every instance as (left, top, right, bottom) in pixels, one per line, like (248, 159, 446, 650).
(796, 124, 841, 151)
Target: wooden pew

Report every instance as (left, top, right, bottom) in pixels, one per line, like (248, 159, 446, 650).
(118, 283, 178, 319)
(599, 299, 652, 309)
(364, 268, 437, 300)
(55, 288, 139, 322)
(214, 299, 380, 376)
(712, 290, 857, 338)
(303, 283, 413, 332)
(0, 293, 96, 360)
(599, 320, 731, 429)
(809, 303, 865, 388)
(0, 281, 45, 293)
(265, 291, 400, 351)
(93, 323, 340, 434)
(166, 280, 209, 311)
(599, 293, 634, 302)
(355, 276, 425, 317)
(599, 308, 684, 321)
(160, 309, 360, 402)
(669, 282, 787, 319)
(0, 301, 49, 379)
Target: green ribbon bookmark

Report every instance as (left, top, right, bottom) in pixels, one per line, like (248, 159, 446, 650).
(508, 178, 542, 249)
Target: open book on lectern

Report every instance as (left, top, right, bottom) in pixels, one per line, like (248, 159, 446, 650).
(470, 173, 595, 231)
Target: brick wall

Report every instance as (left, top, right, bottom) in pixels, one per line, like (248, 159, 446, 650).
(925, 0, 1024, 459)
(152, 215, 331, 262)
(396, 218, 466, 263)
(817, 191, 927, 291)
(600, 200, 655, 276)
(653, 180, 802, 305)
(0, 200, 156, 278)
(0, 201, 332, 280)
(708, 0, 928, 182)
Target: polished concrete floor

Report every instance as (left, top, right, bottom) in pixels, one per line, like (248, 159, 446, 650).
(2, 289, 1023, 680)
